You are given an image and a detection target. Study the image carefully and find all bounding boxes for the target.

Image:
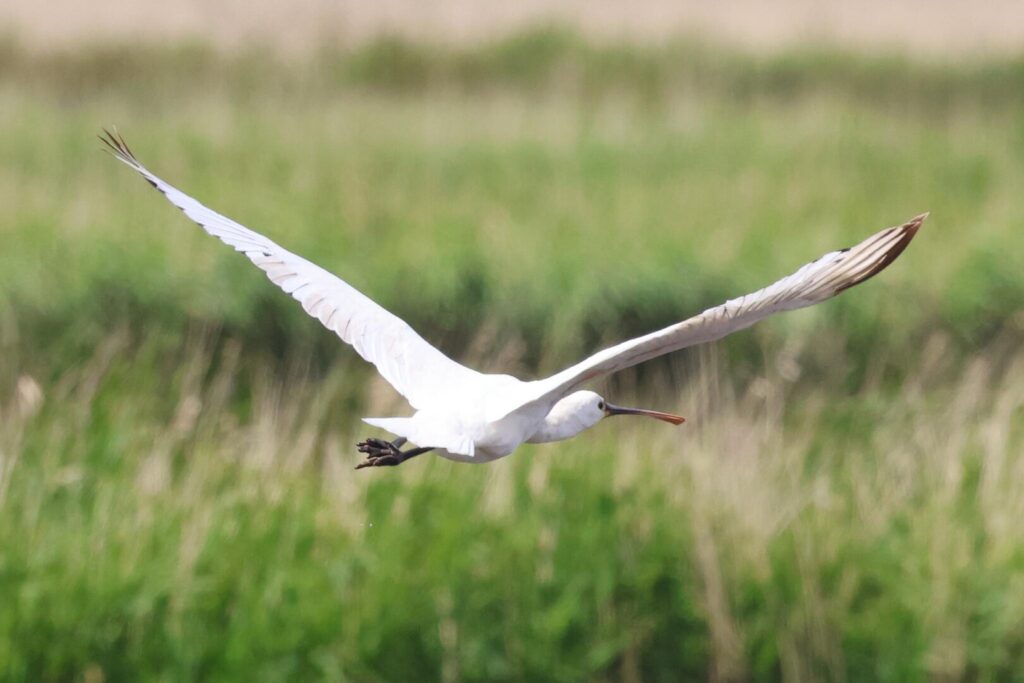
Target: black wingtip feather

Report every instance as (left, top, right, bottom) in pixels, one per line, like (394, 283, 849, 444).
(835, 212, 928, 293)
(98, 127, 141, 166)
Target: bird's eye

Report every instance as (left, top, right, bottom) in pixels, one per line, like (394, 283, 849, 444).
(597, 401, 605, 410)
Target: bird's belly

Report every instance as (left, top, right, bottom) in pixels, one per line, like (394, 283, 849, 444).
(444, 409, 547, 463)
(435, 447, 507, 464)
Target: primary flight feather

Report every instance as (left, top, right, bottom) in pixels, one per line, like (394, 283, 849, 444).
(101, 129, 925, 468)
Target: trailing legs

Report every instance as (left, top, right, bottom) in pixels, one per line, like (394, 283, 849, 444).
(355, 436, 434, 469)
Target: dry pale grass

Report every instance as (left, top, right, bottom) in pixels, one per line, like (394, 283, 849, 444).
(2, 328, 1021, 678)
(4, 0, 1024, 56)
(671, 340, 1024, 679)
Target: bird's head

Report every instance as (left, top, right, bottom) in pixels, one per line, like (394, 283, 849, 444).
(562, 390, 686, 431)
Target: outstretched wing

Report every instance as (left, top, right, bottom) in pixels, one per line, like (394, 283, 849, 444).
(490, 214, 926, 421)
(101, 130, 482, 410)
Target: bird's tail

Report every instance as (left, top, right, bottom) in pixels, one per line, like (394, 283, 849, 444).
(362, 417, 414, 438)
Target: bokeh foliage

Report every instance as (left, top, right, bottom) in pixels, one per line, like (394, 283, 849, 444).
(1, 31, 1023, 681)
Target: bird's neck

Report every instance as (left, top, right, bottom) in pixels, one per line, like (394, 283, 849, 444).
(526, 406, 595, 444)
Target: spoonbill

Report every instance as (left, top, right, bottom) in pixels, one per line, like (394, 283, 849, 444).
(101, 130, 925, 469)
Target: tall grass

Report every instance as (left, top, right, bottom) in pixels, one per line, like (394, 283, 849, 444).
(2, 331, 1022, 680)
(1, 31, 1024, 680)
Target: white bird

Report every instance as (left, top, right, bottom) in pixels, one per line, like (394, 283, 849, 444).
(101, 130, 926, 469)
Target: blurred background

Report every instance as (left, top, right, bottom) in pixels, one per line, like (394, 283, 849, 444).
(2, 2, 1024, 681)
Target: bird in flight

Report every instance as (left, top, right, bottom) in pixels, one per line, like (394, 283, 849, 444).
(101, 130, 925, 469)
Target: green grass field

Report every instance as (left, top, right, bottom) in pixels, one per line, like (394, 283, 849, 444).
(1, 32, 1023, 681)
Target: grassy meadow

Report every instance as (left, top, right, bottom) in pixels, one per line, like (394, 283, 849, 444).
(1, 32, 1024, 680)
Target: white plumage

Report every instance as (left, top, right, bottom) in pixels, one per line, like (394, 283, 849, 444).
(102, 130, 925, 468)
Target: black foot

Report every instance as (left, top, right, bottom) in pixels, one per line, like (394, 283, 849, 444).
(356, 437, 404, 468)
(355, 437, 434, 470)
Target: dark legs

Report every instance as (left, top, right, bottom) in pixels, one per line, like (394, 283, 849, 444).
(355, 436, 435, 469)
